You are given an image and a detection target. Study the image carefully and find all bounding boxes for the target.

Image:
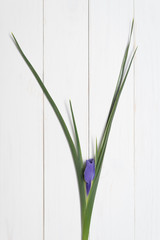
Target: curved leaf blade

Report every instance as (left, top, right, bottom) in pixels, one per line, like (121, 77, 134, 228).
(11, 33, 84, 194)
(82, 20, 137, 240)
(69, 100, 86, 221)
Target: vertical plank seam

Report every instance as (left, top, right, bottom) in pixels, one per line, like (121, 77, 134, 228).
(133, 1, 136, 240)
(88, 0, 90, 159)
(88, 0, 90, 239)
(42, 0, 45, 239)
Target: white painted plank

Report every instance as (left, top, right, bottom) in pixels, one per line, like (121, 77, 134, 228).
(135, 1, 160, 239)
(89, 1, 134, 239)
(44, 1, 88, 239)
(0, 0, 43, 239)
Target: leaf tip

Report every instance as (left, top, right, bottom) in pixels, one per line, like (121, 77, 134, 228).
(69, 99, 72, 108)
(11, 32, 15, 39)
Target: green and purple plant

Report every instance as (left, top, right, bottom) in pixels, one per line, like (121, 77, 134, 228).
(11, 20, 136, 240)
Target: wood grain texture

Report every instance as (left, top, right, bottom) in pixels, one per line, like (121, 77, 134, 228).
(1, 0, 160, 239)
(0, 0, 43, 239)
(89, 1, 134, 239)
(44, 0, 88, 239)
(135, 1, 160, 239)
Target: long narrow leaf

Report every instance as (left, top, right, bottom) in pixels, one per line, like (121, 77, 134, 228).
(69, 100, 86, 221)
(82, 21, 136, 240)
(69, 100, 83, 166)
(99, 19, 134, 159)
(97, 49, 137, 176)
(98, 20, 134, 163)
(11, 33, 86, 195)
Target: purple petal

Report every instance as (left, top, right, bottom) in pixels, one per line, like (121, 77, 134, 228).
(86, 181, 91, 195)
(84, 158, 95, 195)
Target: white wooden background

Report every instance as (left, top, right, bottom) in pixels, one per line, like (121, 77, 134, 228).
(0, 0, 160, 239)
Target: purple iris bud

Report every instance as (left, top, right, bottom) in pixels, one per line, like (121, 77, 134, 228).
(84, 158, 95, 195)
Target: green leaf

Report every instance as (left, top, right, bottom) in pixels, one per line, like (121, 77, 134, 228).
(99, 19, 134, 159)
(97, 47, 137, 179)
(11, 33, 85, 211)
(82, 20, 137, 240)
(69, 100, 83, 166)
(69, 100, 86, 221)
(11, 33, 75, 155)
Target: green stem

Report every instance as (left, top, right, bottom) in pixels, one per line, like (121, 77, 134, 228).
(82, 221, 88, 240)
